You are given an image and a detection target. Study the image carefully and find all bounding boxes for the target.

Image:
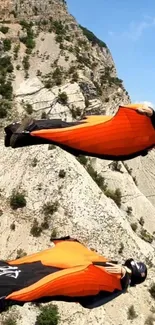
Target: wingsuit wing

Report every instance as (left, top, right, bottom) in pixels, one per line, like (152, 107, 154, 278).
(5, 104, 155, 160)
(6, 264, 122, 302)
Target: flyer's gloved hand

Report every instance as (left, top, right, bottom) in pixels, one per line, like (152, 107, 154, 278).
(137, 105, 154, 117)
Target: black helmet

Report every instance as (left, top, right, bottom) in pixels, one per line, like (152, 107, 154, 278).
(124, 258, 147, 287)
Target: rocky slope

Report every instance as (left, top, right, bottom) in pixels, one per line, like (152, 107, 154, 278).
(0, 1, 155, 325)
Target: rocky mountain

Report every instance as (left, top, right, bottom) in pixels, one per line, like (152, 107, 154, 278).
(0, 1, 155, 325)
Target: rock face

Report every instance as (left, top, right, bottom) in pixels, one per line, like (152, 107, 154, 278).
(0, 1, 155, 325)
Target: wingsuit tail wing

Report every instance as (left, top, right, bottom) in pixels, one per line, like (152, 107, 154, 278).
(4, 118, 84, 149)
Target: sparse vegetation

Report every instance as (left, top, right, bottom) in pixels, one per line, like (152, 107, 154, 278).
(41, 216, 49, 230)
(10, 190, 26, 210)
(52, 67, 63, 86)
(69, 105, 81, 119)
(130, 222, 138, 232)
(100, 67, 123, 88)
(20, 20, 35, 51)
(71, 72, 78, 83)
(25, 103, 33, 114)
(13, 43, 20, 59)
(149, 283, 155, 299)
(10, 222, 15, 231)
(30, 219, 42, 237)
(126, 206, 132, 215)
(87, 164, 107, 192)
(0, 56, 13, 100)
(0, 100, 12, 118)
(139, 216, 144, 226)
(0, 25, 9, 34)
(22, 55, 30, 71)
(76, 53, 91, 67)
(48, 144, 56, 150)
(77, 155, 88, 166)
(140, 228, 154, 243)
(41, 112, 47, 119)
(127, 305, 137, 320)
(35, 304, 60, 325)
(104, 188, 122, 208)
(50, 229, 57, 241)
(124, 163, 132, 175)
(118, 242, 124, 254)
(3, 39, 11, 51)
(133, 176, 138, 185)
(43, 201, 59, 217)
(16, 249, 27, 259)
(79, 25, 107, 49)
(58, 92, 68, 105)
(32, 157, 38, 167)
(110, 161, 122, 172)
(145, 315, 155, 325)
(58, 169, 66, 178)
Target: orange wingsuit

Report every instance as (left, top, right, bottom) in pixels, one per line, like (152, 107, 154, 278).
(5, 239, 122, 302)
(30, 104, 155, 159)
(4, 103, 155, 160)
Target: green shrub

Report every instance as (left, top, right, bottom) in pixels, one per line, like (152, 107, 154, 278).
(22, 55, 30, 70)
(0, 81, 13, 100)
(53, 20, 66, 36)
(87, 164, 107, 192)
(48, 144, 56, 150)
(10, 191, 27, 210)
(139, 216, 144, 226)
(41, 112, 47, 119)
(130, 222, 138, 232)
(69, 106, 81, 119)
(79, 25, 107, 49)
(41, 216, 49, 230)
(0, 25, 9, 34)
(25, 103, 33, 114)
(104, 188, 122, 208)
(31, 157, 38, 167)
(35, 304, 60, 325)
(13, 44, 20, 59)
(145, 315, 155, 325)
(55, 34, 63, 43)
(30, 219, 42, 237)
(50, 229, 57, 241)
(20, 21, 35, 50)
(76, 54, 91, 67)
(52, 67, 62, 85)
(118, 242, 124, 254)
(149, 283, 155, 299)
(16, 64, 21, 70)
(16, 248, 27, 259)
(126, 206, 132, 215)
(44, 79, 53, 89)
(72, 72, 78, 82)
(10, 222, 15, 231)
(140, 228, 154, 243)
(110, 161, 122, 172)
(124, 163, 132, 175)
(3, 39, 11, 51)
(43, 202, 59, 216)
(58, 169, 66, 178)
(127, 305, 137, 320)
(0, 103, 7, 118)
(58, 92, 68, 105)
(77, 155, 88, 166)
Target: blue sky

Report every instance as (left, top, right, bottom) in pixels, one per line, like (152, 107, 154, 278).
(67, 0, 155, 106)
